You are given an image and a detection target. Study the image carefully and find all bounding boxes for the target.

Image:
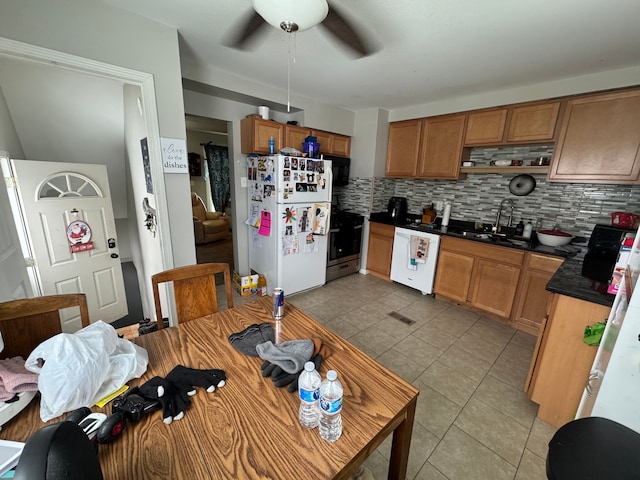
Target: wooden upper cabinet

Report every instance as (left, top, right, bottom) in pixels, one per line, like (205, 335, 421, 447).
(308, 130, 351, 157)
(241, 116, 283, 154)
(506, 102, 560, 143)
(548, 89, 640, 184)
(464, 109, 507, 145)
(311, 130, 332, 154)
(284, 125, 311, 151)
(417, 114, 465, 179)
(330, 134, 351, 157)
(385, 119, 422, 177)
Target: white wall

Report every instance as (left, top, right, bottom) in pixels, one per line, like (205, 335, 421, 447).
(389, 65, 640, 121)
(182, 89, 259, 276)
(0, 86, 24, 159)
(123, 84, 164, 319)
(351, 108, 389, 179)
(0, 0, 193, 269)
(181, 60, 355, 135)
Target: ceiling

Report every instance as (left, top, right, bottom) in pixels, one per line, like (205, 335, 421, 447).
(101, 0, 640, 111)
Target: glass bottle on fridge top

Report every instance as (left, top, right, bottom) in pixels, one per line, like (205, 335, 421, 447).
(319, 370, 343, 442)
(298, 361, 321, 429)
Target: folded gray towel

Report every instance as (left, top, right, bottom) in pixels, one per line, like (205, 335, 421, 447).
(256, 339, 314, 374)
(228, 323, 275, 357)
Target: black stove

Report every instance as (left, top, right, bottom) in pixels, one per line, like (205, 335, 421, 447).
(327, 211, 364, 282)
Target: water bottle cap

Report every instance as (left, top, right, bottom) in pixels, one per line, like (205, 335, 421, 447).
(304, 361, 315, 371)
(326, 370, 337, 381)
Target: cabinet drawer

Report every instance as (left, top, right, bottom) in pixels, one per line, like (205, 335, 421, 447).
(527, 252, 564, 273)
(441, 236, 525, 266)
(369, 222, 395, 237)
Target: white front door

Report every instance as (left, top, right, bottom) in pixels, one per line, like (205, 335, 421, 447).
(9, 159, 127, 328)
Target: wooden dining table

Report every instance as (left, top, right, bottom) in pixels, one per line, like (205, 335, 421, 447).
(1, 297, 419, 479)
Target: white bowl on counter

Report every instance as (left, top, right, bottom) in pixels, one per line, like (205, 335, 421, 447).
(537, 230, 573, 246)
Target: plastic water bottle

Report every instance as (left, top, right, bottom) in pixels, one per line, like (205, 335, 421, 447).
(319, 370, 343, 442)
(269, 136, 275, 155)
(298, 361, 321, 429)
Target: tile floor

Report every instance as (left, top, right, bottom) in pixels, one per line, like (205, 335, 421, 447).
(226, 273, 558, 480)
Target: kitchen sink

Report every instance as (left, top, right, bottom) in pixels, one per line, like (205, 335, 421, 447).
(443, 226, 531, 247)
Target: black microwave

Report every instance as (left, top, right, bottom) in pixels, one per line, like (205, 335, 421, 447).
(326, 156, 350, 187)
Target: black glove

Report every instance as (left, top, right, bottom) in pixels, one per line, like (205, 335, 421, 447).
(139, 376, 191, 425)
(261, 353, 323, 393)
(166, 365, 227, 396)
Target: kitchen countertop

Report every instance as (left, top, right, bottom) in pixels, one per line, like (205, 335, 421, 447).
(369, 212, 615, 308)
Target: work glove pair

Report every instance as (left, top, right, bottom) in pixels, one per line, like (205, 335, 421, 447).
(139, 365, 226, 424)
(261, 353, 323, 393)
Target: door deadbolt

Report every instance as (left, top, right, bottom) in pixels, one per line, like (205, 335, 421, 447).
(108, 238, 116, 248)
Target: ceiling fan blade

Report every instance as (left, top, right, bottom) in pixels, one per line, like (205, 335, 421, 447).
(320, 4, 376, 57)
(225, 10, 270, 50)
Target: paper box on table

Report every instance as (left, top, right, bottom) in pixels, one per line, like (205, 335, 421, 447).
(233, 271, 259, 297)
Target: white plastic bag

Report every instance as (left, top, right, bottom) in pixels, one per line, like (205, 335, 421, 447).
(25, 320, 148, 421)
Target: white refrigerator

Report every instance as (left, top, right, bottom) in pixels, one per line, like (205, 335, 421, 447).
(576, 226, 640, 432)
(247, 155, 332, 296)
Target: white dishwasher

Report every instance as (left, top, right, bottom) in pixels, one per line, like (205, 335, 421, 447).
(390, 227, 440, 295)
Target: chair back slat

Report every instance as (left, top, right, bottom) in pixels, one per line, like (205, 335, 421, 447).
(152, 263, 233, 329)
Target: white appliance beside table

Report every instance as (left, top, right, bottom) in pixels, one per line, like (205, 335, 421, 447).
(390, 227, 440, 295)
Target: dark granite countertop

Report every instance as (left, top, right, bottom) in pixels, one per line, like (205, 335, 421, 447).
(369, 213, 615, 307)
(545, 257, 614, 307)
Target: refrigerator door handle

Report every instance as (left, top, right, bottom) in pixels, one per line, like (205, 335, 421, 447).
(326, 162, 333, 198)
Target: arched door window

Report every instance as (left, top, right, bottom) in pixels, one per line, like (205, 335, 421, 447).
(37, 172, 102, 199)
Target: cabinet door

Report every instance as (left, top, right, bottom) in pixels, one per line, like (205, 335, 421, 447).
(511, 253, 563, 335)
(331, 134, 351, 157)
(434, 250, 474, 303)
(241, 117, 283, 154)
(511, 269, 555, 335)
(469, 259, 521, 317)
(417, 114, 465, 179)
(366, 223, 395, 281)
(506, 102, 560, 143)
(548, 89, 640, 183)
(285, 125, 311, 151)
(311, 130, 332, 156)
(464, 109, 507, 145)
(385, 119, 422, 177)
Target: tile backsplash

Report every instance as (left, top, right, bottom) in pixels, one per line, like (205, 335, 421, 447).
(335, 146, 640, 239)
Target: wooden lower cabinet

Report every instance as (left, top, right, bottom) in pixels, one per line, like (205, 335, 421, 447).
(527, 294, 610, 428)
(511, 253, 564, 335)
(432, 249, 474, 303)
(434, 237, 524, 318)
(366, 222, 395, 281)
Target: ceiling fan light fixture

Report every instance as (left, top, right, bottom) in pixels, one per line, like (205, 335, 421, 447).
(251, 0, 329, 32)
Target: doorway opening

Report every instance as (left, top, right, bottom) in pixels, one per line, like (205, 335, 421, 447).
(0, 37, 170, 326)
(185, 114, 234, 280)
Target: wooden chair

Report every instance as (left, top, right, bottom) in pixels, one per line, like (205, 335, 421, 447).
(0, 294, 90, 359)
(152, 263, 234, 329)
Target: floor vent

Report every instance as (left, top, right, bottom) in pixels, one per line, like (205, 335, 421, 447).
(388, 311, 416, 326)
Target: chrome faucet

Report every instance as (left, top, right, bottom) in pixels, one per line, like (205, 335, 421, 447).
(494, 199, 515, 232)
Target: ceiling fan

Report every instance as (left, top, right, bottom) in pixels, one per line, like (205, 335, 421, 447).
(226, 0, 376, 58)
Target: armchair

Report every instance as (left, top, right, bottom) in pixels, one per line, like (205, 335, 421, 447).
(191, 192, 229, 244)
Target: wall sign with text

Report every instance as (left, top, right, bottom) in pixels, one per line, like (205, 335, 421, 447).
(161, 137, 188, 174)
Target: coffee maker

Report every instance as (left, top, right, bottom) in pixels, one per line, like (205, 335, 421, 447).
(387, 196, 408, 224)
(582, 224, 635, 283)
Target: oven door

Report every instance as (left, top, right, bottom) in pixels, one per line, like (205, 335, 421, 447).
(328, 223, 362, 265)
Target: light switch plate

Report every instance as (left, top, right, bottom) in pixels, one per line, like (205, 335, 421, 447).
(241, 176, 247, 187)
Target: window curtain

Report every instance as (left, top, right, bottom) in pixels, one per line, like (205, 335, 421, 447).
(203, 143, 230, 212)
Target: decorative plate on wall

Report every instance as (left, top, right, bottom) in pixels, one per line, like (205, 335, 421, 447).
(509, 174, 536, 196)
